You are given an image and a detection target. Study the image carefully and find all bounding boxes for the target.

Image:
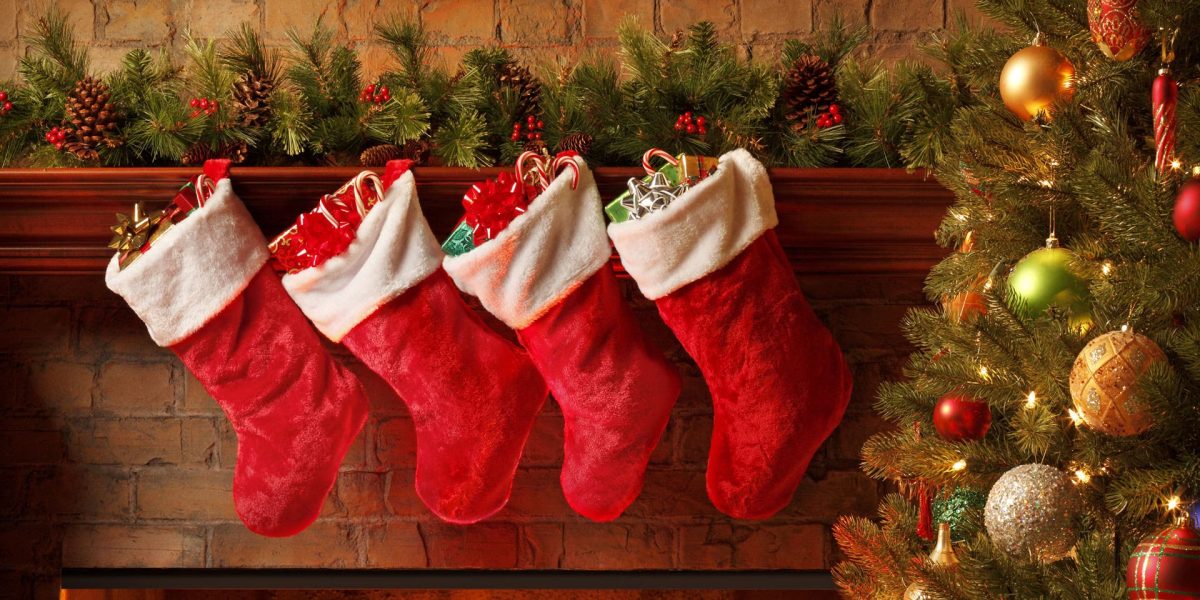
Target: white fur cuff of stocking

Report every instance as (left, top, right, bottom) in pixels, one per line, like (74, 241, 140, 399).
(282, 171, 443, 342)
(105, 179, 270, 347)
(607, 148, 778, 300)
(443, 157, 611, 330)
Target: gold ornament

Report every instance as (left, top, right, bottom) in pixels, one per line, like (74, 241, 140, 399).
(1069, 330, 1165, 436)
(999, 34, 1076, 121)
(903, 523, 961, 599)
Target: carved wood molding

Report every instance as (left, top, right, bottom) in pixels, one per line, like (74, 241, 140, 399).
(0, 167, 953, 275)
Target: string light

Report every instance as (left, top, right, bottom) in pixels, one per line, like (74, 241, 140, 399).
(1171, 159, 1183, 170)
(1121, 323, 1130, 332)
(1025, 391, 1038, 409)
(1074, 469, 1091, 484)
(1101, 261, 1113, 276)
(1167, 495, 1182, 511)
(1068, 408, 1084, 425)
(1038, 179, 1054, 188)
(979, 365, 991, 380)
(984, 277, 994, 291)
(950, 459, 968, 472)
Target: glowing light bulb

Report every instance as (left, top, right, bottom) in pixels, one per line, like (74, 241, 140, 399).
(950, 459, 968, 472)
(1025, 391, 1037, 409)
(1074, 469, 1091, 484)
(979, 365, 990, 380)
(1039, 179, 1054, 188)
(1171, 159, 1182, 170)
(1068, 409, 1083, 425)
(1167, 496, 1182, 511)
(1101, 261, 1112, 276)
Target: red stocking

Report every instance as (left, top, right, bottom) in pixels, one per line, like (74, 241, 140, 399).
(444, 158, 681, 522)
(106, 161, 368, 537)
(608, 149, 853, 520)
(282, 163, 548, 524)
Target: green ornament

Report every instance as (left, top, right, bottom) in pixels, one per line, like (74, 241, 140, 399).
(932, 486, 987, 542)
(1007, 237, 1090, 319)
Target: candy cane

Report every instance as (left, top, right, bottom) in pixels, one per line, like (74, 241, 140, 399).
(642, 148, 679, 175)
(551, 153, 580, 190)
(194, 174, 217, 208)
(517, 150, 551, 189)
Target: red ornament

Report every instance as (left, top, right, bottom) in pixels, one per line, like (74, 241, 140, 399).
(933, 392, 992, 441)
(1088, 0, 1149, 61)
(1127, 523, 1200, 599)
(1154, 67, 1178, 175)
(1174, 178, 1200, 242)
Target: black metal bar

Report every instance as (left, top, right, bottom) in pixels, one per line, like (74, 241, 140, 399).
(61, 569, 836, 590)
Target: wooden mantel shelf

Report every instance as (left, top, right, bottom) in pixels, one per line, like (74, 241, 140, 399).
(0, 167, 953, 275)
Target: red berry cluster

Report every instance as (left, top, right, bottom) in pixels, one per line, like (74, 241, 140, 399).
(511, 115, 544, 143)
(673, 112, 707, 135)
(815, 104, 843, 129)
(188, 97, 219, 118)
(360, 83, 391, 105)
(0, 91, 12, 116)
(45, 127, 66, 150)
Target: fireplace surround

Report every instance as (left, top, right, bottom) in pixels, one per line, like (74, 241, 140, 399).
(0, 167, 950, 597)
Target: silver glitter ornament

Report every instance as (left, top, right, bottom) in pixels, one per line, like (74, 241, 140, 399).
(984, 463, 1080, 562)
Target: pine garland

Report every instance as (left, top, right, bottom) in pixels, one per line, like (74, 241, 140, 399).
(0, 10, 928, 168)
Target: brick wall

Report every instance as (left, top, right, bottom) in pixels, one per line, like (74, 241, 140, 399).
(0, 0, 994, 81)
(0, 264, 922, 598)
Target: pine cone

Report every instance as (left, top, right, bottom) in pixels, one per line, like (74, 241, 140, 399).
(523, 139, 547, 155)
(401, 139, 432, 165)
(63, 76, 121, 160)
(554, 132, 593, 156)
(233, 70, 274, 128)
(497, 60, 541, 120)
(359, 144, 406, 167)
(782, 55, 838, 127)
(180, 141, 248, 166)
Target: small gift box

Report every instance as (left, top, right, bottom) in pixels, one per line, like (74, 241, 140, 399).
(109, 177, 214, 270)
(269, 172, 385, 273)
(604, 149, 717, 223)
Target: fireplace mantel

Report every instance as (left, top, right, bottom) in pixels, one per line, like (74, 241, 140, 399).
(0, 167, 952, 275)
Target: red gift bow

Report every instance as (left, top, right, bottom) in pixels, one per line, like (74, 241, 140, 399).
(462, 171, 533, 246)
(269, 172, 384, 273)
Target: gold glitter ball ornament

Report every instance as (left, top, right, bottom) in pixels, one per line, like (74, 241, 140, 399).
(999, 35, 1076, 121)
(984, 464, 1081, 562)
(1069, 330, 1165, 436)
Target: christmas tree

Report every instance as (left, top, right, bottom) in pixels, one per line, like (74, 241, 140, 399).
(834, 1, 1200, 598)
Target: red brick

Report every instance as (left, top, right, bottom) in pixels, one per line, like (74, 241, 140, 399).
(519, 523, 564, 568)
(136, 468, 236, 520)
(62, 524, 204, 568)
(828, 409, 892, 463)
(661, 0, 736, 36)
(263, 0, 338, 41)
(829, 303, 913, 350)
(383, 468, 425, 518)
(520, 414, 563, 467)
(375, 416, 416, 468)
(816, 0, 869, 26)
(871, 0, 943, 31)
(211, 522, 360, 567)
(77, 307, 170, 358)
(17, 0, 95, 42)
(26, 465, 131, 519)
(562, 523, 674, 569)
(422, 522, 519, 568)
(679, 523, 827, 569)
(741, 0, 813, 36)
(0, 469, 23, 517)
(678, 414, 712, 466)
(97, 361, 176, 414)
(0, 307, 70, 355)
(180, 371, 222, 415)
(498, 468, 571, 519)
(501, 0, 571, 44)
(344, 0, 417, 41)
(0, 417, 65, 464)
(364, 522, 427, 567)
(68, 418, 214, 466)
(622, 468, 719, 518)
(0, 522, 57, 569)
(582, 0, 651, 38)
(0, 361, 29, 413)
(185, 0, 260, 38)
(28, 361, 93, 412)
(423, 0, 495, 43)
(100, 0, 171, 41)
(323, 471, 387, 518)
(781, 470, 879, 521)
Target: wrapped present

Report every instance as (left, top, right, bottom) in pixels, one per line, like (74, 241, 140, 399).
(606, 149, 713, 223)
(269, 172, 384, 274)
(441, 151, 580, 256)
(110, 177, 215, 270)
